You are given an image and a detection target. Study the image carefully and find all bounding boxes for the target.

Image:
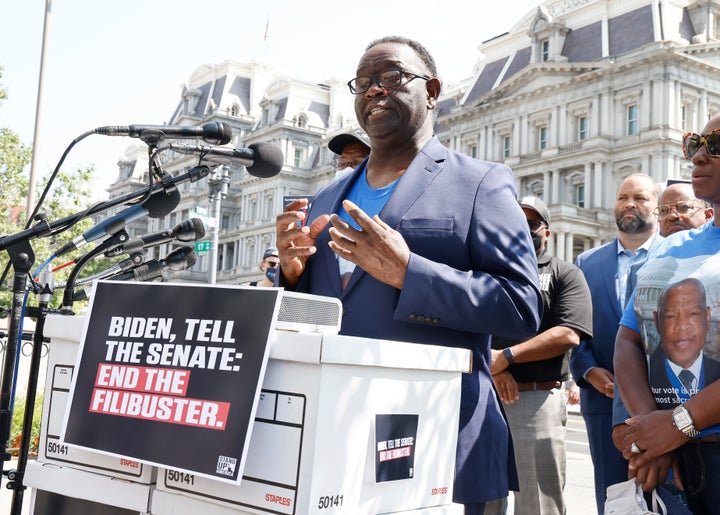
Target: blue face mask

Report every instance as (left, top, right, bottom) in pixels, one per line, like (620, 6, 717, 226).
(265, 267, 277, 282)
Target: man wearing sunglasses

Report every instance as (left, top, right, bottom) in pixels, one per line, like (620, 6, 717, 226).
(247, 247, 279, 287)
(277, 36, 542, 515)
(616, 113, 720, 514)
(488, 196, 592, 515)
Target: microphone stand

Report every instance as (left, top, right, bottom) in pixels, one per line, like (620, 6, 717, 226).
(6, 270, 58, 515)
(0, 165, 208, 513)
(0, 165, 210, 253)
(0, 239, 35, 501)
(61, 230, 132, 310)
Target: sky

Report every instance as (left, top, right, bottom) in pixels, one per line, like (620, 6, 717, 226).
(1, 0, 542, 200)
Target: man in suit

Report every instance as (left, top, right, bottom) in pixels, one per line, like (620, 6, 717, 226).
(276, 36, 543, 515)
(570, 174, 662, 514)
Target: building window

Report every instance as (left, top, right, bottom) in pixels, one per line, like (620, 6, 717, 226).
(503, 136, 511, 158)
(248, 198, 257, 222)
(627, 104, 638, 135)
(539, 126, 548, 150)
(294, 114, 308, 128)
(576, 185, 585, 208)
(541, 40, 550, 61)
(293, 148, 303, 168)
(469, 144, 477, 159)
(264, 194, 274, 219)
(578, 116, 587, 140)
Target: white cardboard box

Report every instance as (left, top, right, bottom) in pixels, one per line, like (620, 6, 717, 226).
(38, 314, 157, 483)
(155, 330, 470, 515)
(24, 460, 152, 513)
(150, 488, 464, 515)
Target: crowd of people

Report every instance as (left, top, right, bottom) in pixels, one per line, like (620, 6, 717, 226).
(272, 35, 719, 514)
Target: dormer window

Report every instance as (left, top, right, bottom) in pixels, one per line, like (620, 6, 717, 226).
(529, 7, 568, 63)
(541, 39, 550, 61)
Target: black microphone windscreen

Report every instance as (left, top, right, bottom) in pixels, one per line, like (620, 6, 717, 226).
(204, 122, 233, 145)
(186, 251, 197, 268)
(142, 187, 181, 218)
(189, 218, 206, 240)
(247, 142, 283, 178)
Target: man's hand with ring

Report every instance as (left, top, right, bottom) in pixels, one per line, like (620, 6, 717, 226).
(630, 442, 642, 454)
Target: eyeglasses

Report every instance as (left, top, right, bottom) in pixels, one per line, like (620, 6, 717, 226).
(682, 129, 720, 159)
(654, 201, 703, 219)
(330, 156, 367, 170)
(527, 220, 546, 231)
(347, 68, 430, 95)
(264, 261, 279, 268)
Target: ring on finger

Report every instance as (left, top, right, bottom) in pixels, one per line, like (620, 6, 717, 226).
(630, 442, 642, 454)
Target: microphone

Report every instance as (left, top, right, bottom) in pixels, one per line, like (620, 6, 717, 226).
(55, 188, 181, 257)
(95, 121, 233, 145)
(110, 247, 197, 282)
(105, 218, 205, 257)
(167, 141, 284, 178)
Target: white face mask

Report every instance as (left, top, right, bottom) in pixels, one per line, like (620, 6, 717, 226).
(335, 167, 354, 180)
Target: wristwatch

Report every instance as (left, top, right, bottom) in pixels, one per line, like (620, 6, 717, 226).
(672, 405, 700, 438)
(503, 347, 515, 365)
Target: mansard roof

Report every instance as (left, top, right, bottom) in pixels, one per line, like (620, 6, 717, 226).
(461, 0, 716, 108)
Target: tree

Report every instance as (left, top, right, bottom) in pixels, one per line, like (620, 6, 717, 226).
(0, 66, 97, 310)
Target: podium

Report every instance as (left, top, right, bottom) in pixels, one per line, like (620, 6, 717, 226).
(25, 291, 470, 514)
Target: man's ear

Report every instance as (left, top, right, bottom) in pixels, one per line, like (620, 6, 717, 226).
(426, 78, 441, 109)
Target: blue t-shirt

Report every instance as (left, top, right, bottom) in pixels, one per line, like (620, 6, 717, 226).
(620, 221, 720, 435)
(337, 165, 398, 284)
(339, 164, 398, 229)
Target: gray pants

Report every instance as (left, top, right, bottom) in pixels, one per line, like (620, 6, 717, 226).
(485, 388, 567, 515)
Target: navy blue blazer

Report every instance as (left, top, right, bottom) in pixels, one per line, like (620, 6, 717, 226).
(293, 137, 543, 503)
(570, 236, 662, 414)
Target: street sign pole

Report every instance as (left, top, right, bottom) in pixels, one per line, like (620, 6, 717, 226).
(207, 165, 230, 285)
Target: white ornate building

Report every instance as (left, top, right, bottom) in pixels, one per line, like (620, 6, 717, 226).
(437, 0, 720, 260)
(106, 0, 720, 284)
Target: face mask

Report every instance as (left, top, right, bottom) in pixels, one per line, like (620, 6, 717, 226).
(531, 231, 544, 252)
(265, 267, 277, 282)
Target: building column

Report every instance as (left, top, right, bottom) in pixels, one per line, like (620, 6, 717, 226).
(593, 161, 603, 208)
(547, 232, 556, 257)
(584, 163, 592, 208)
(555, 231, 566, 261)
(565, 232, 574, 263)
(543, 171, 551, 199)
(552, 170, 560, 204)
(700, 91, 708, 126)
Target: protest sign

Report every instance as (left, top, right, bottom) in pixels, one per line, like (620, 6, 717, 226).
(61, 281, 281, 482)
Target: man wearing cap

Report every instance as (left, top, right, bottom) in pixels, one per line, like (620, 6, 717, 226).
(328, 130, 371, 181)
(487, 196, 592, 515)
(248, 247, 279, 287)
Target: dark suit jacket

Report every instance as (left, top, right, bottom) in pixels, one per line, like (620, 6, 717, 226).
(649, 345, 720, 410)
(292, 136, 543, 503)
(570, 236, 662, 415)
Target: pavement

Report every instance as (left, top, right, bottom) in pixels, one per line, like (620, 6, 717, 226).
(1, 410, 597, 514)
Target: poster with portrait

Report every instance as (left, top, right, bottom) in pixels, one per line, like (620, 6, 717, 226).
(60, 280, 282, 482)
(632, 241, 720, 436)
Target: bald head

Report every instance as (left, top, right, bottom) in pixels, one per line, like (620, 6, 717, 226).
(657, 183, 712, 236)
